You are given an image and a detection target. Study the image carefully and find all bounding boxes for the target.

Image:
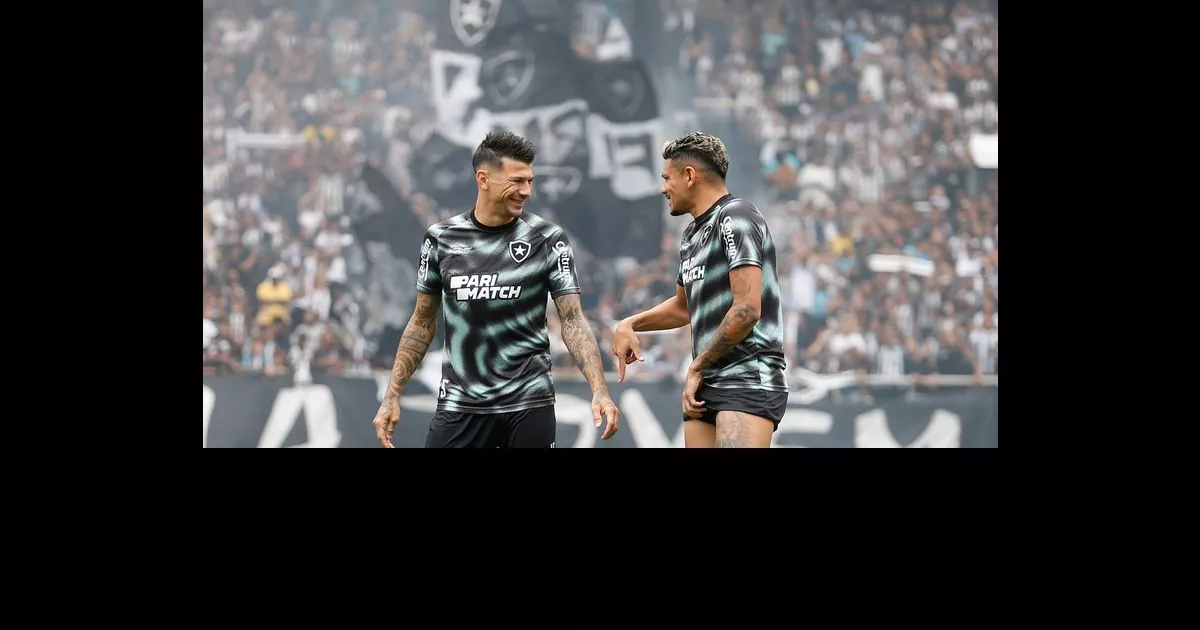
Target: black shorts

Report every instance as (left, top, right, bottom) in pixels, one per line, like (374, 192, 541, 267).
(685, 385, 789, 431)
(425, 405, 557, 448)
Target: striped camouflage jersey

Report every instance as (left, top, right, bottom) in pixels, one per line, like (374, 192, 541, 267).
(677, 194, 789, 392)
(417, 211, 581, 414)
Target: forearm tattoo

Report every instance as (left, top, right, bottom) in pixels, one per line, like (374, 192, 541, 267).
(554, 294, 608, 394)
(383, 293, 440, 405)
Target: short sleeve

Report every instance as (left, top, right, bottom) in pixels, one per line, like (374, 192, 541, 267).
(718, 202, 767, 270)
(416, 231, 442, 295)
(546, 230, 582, 298)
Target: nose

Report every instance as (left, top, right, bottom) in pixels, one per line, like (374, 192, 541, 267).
(519, 182, 532, 198)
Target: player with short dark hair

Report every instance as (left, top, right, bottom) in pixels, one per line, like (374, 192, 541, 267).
(610, 131, 788, 448)
(372, 130, 620, 448)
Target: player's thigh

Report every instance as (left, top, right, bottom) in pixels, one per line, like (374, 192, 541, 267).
(714, 410, 775, 448)
(684, 419, 716, 448)
(704, 387, 788, 448)
(425, 410, 502, 448)
(503, 405, 557, 448)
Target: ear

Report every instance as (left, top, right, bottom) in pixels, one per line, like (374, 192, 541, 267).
(475, 169, 488, 190)
(684, 165, 698, 187)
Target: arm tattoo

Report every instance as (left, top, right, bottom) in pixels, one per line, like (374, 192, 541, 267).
(554, 294, 609, 396)
(382, 293, 441, 407)
(693, 271, 761, 370)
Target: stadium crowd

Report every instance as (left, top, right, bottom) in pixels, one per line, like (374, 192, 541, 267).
(203, 0, 998, 389)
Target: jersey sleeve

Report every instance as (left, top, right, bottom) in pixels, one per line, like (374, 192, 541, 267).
(718, 201, 767, 271)
(546, 229, 582, 298)
(416, 230, 442, 295)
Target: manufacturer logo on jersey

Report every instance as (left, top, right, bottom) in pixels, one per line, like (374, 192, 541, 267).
(720, 216, 737, 258)
(553, 240, 571, 276)
(509, 239, 532, 264)
(418, 238, 433, 281)
(450, 0, 502, 48)
(699, 224, 713, 245)
(681, 253, 705, 284)
(450, 274, 523, 301)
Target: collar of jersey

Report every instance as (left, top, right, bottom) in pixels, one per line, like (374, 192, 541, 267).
(691, 193, 735, 227)
(469, 208, 521, 233)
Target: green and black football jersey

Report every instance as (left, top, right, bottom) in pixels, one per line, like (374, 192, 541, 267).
(417, 211, 581, 414)
(677, 194, 789, 392)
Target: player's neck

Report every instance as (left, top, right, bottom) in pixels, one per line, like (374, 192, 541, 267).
(689, 187, 731, 219)
(473, 199, 517, 227)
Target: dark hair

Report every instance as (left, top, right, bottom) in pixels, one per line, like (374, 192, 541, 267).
(472, 130, 537, 171)
(661, 131, 729, 180)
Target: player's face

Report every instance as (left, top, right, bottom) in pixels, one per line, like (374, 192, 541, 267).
(491, 158, 534, 218)
(661, 159, 691, 217)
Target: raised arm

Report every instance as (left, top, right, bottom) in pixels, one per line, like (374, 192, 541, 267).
(621, 283, 690, 332)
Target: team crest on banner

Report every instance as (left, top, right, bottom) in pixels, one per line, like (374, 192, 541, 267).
(483, 49, 535, 108)
(509, 239, 531, 263)
(533, 164, 583, 205)
(451, 0, 503, 48)
(604, 68, 646, 119)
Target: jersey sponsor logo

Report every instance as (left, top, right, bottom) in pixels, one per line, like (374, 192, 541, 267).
(418, 238, 433, 281)
(509, 239, 532, 264)
(553, 240, 571, 276)
(720, 216, 736, 258)
(680, 253, 705, 284)
(450, 274, 523, 301)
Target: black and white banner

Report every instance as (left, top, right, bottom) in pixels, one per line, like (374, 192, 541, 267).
(203, 372, 999, 448)
(416, 0, 665, 261)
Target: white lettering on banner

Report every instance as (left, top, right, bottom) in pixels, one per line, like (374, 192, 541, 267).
(429, 49, 487, 146)
(450, 274, 522, 301)
(203, 385, 215, 448)
(257, 386, 342, 448)
(720, 216, 737, 259)
(770, 409, 834, 448)
(619, 389, 685, 448)
(585, 116, 661, 199)
(489, 100, 589, 165)
(549, 394, 598, 449)
(854, 409, 961, 448)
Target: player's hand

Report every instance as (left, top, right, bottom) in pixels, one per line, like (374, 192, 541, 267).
(682, 364, 706, 419)
(592, 390, 621, 440)
(611, 321, 645, 383)
(372, 397, 401, 448)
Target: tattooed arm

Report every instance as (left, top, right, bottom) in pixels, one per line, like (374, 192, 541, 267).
(554, 293, 607, 392)
(373, 291, 441, 447)
(691, 265, 762, 371)
(385, 292, 441, 402)
(554, 292, 620, 439)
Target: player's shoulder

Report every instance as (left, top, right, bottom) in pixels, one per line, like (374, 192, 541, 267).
(425, 212, 473, 239)
(518, 212, 567, 239)
(721, 195, 763, 218)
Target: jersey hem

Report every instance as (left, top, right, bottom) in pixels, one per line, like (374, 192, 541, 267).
(727, 259, 763, 270)
(550, 288, 582, 298)
(436, 397, 557, 414)
(703, 382, 790, 393)
(416, 285, 440, 295)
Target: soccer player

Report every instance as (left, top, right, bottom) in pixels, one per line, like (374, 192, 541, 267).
(372, 130, 620, 448)
(610, 132, 788, 448)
